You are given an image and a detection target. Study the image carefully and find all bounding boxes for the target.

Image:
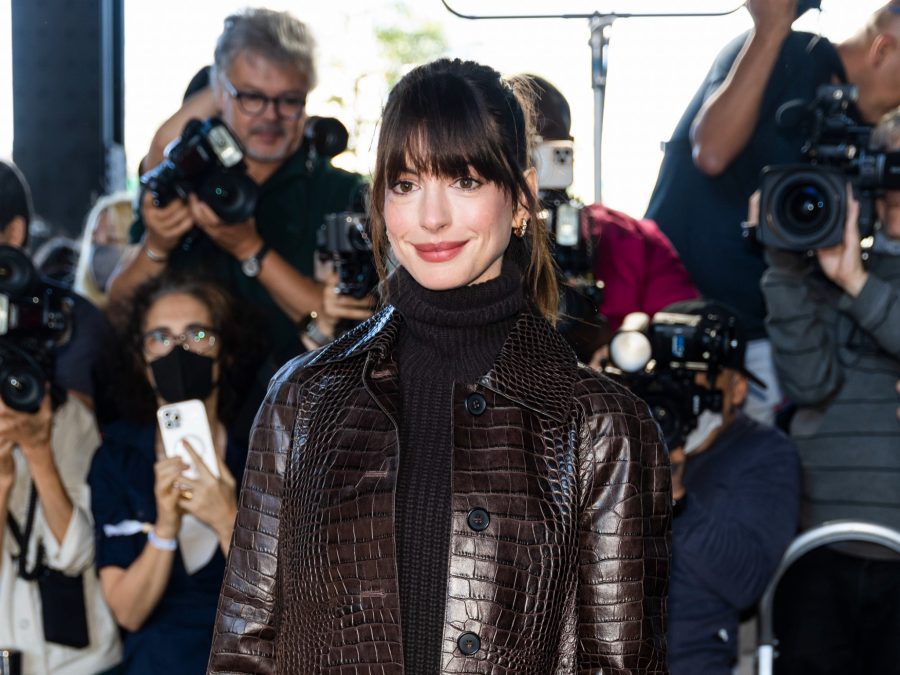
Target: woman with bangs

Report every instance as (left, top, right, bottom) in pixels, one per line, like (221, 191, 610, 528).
(209, 58, 670, 674)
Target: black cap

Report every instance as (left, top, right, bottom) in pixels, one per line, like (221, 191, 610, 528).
(659, 298, 767, 389)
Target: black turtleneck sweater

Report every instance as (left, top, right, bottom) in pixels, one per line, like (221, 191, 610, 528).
(388, 259, 524, 673)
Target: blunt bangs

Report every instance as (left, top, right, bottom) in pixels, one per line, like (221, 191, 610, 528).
(378, 71, 523, 198)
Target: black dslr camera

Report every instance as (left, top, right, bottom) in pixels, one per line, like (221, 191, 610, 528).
(604, 310, 744, 449)
(751, 84, 900, 251)
(541, 190, 608, 363)
(317, 211, 377, 299)
(140, 117, 259, 223)
(0, 246, 72, 412)
(313, 116, 378, 301)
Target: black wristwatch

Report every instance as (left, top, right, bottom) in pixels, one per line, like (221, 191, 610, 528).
(240, 243, 270, 278)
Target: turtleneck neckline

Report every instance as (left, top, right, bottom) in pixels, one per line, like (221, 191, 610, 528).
(388, 256, 525, 328)
(389, 256, 525, 381)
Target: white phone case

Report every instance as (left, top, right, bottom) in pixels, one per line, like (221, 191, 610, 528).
(534, 140, 575, 190)
(157, 399, 220, 480)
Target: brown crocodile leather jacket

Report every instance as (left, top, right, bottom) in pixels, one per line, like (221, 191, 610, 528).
(209, 307, 671, 674)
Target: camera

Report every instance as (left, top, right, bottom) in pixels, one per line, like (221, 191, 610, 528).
(302, 116, 351, 172)
(317, 210, 377, 299)
(140, 117, 259, 223)
(540, 189, 607, 362)
(603, 310, 745, 448)
(0, 246, 72, 412)
(752, 84, 900, 251)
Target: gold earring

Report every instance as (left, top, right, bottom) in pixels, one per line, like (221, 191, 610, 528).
(513, 217, 529, 238)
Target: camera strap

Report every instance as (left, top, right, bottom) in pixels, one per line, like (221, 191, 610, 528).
(5, 481, 48, 581)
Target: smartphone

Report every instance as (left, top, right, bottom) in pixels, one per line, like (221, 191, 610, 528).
(157, 399, 219, 480)
(534, 140, 575, 190)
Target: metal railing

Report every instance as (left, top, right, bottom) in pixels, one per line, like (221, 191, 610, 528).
(756, 520, 900, 675)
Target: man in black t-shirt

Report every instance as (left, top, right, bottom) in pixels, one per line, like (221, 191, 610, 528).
(645, 0, 900, 423)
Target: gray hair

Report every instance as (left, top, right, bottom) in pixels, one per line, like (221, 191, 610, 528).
(212, 8, 317, 90)
(871, 107, 900, 151)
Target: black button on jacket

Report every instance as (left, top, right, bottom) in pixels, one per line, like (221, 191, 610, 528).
(208, 307, 671, 674)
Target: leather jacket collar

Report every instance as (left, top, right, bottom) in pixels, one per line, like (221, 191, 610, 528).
(306, 305, 578, 423)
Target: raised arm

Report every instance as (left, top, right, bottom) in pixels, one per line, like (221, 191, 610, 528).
(93, 454, 186, 632)
(690, 0, 796, 176)
(143, 87, 219, 173)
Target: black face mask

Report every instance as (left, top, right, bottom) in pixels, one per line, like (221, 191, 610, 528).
(149, 348, 215, 403)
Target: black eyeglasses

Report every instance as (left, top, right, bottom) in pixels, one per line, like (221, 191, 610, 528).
(220, 76, 307, 119)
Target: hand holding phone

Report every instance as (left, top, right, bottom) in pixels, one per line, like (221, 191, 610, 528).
(157, 399, 219, 480)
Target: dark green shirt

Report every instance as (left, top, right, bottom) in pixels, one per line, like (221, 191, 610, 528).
(131, 147, 363, 361)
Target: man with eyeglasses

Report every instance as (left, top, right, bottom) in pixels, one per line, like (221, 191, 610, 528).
(109, 8, 370, 365)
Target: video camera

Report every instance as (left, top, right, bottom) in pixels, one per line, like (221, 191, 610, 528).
(750, 84, 900, 251)
(603, 310, 746, 449)
(140, 117, 259, 224)
(0, 246, 72, 412)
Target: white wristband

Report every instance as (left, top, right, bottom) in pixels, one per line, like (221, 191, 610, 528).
(147, 528, 177, 551)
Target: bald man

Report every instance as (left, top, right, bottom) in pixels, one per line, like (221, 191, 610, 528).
(645, 0, 900, 424)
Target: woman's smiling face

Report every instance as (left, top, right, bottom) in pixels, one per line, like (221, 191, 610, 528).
(383, 167, 525, 290)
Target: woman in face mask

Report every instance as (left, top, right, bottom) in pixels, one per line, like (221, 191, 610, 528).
(87, 273, 262, 675)
(73, 192, 133, 309)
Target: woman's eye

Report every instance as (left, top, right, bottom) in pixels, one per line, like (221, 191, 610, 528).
(455, 176, 481, 190)
(391, 180, 416, 194)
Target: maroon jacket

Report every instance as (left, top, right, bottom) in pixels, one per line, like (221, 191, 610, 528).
(208, 307, 671, 673)
(586, 204, 699, 331)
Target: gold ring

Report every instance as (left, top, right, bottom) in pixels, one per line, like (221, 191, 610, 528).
(182, 490, 194, 501)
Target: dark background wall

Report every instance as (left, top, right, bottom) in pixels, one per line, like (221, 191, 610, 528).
(11, 0, 125, 238)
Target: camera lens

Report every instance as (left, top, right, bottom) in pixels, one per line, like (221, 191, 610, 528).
(199, 172, 258, 223)
(762, 166, 846, 251)
(0, 246, 37, 296)
(1, 369, 43, 413)
(783, 183, 829, 231)
(348, 223, 371, 252)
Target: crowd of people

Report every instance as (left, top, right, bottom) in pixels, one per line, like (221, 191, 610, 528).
(0, 1, 898, 674)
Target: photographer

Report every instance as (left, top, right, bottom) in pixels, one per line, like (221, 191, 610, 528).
(525, 75, 697, 360)
(108, 8, 368, 362)
(657, 300, 800, 675)
(0, 160, 111, 407)
(645, 0, 900, 424)
(760, 111, 900, 673)
(0, 161, 120, 672)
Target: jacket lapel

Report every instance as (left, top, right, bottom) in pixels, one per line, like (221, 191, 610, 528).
(307, 306, 577, 424)
(478, 312, 578, 423)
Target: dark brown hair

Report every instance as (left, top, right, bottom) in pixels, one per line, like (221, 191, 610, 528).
(110, 272, 263, 425)
(369, 58, 558, 320)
